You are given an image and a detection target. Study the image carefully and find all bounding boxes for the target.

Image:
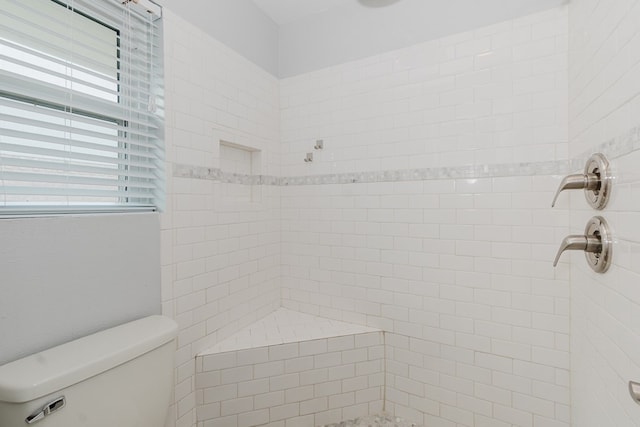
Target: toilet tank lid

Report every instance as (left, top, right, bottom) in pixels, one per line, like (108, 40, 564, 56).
(0, 315, 177, 403)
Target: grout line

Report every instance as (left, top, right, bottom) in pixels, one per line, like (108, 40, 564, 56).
(382, 330, 387, 415)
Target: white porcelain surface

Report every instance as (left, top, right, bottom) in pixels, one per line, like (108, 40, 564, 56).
(0, 316, 177, 427)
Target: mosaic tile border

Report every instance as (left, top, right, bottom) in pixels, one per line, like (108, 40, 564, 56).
(572, 123, 640, 170)
(173, 123, 640, 186)
(173, 164, 280, 185)
(173, 160, 572, 186)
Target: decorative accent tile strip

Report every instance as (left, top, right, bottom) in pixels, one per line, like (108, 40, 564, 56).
(573, 123, 640, 170)
(174, 123, 640, 185)
(280, 160, 570, 185)
(173, 160, 572, 186)
(173, 164, 280, 185)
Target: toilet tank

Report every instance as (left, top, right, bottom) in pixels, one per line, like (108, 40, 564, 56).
(0, 315, 177, 427)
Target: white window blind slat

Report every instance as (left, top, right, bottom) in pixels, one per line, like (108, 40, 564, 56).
(2, 1, 162, 49)
(2, 72, 160, 124)
(0, 24, 118, 78)
(59, 0, 162, 28)
(1, 171, 157, 189)
(0, 0, 164, 213)
(0, 142, 158, 170)
(1, 135, 157, 164)
(0, 97, 159, 137)
(1, 112, 158, 145)
(0, 34, 160, 82)
(2, 157, 157, 180)
(1, 186, 156, 199)
(0, 52, 120, 99)
(1, 0, 118, 78)
(0, 0, 163, 75)
(2, 111, 158, 150)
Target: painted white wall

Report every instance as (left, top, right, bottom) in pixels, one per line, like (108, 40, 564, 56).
(0, 213, 161, 366)
(278, 0, 568, 77)
(155, 0, 279, 77)
(568, 0, 640, 425)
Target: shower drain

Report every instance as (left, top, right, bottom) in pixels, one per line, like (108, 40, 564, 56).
(317, 414, 421, 427)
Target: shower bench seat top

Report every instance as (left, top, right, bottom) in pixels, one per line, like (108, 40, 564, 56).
(199, 308, 381, 356)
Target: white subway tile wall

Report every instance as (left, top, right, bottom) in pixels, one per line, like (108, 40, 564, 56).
(152, 2, 640, 426)
(281, 177, 571, 426)
(569, 0, 640, 426)
(280, 6, 571, 427)
(279, 7, 569, 177)
(195, 330, 384, 427)
(161, 10, 282, 427)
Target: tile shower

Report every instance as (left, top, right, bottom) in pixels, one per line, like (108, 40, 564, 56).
(160, 2, 640, 427)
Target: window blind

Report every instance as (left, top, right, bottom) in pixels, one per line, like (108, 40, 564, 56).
(0, 0, 164, 215)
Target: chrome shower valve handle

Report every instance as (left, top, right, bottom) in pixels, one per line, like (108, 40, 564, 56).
(551, 173, 600, 207)
(553, 216, 612, 273)
(551, 153, 611, 209)
(552, 235, 601, 266)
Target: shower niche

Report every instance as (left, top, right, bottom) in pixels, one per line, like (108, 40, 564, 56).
(219, 139, 262, 203)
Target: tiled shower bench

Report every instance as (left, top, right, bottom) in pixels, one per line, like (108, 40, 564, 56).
(195, 309, 384, 427)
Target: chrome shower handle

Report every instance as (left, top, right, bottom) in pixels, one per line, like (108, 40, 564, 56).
(550, 153, 611, 209)
(552, 234, 601, 266)
(553, 216, 612, 273)
(551, 173, 599, 207)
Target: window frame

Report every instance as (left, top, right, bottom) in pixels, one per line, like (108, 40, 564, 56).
(0, 0, 164, 216)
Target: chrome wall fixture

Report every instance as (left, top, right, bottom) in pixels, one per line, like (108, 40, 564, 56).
(630, 381, 640, 406)
(553, 216, 612, 273)
(551, 153, 611, 209)
(304, 139, 324, 162)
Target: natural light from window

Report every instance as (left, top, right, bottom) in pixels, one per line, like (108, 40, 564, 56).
(0, 0, 163, 212)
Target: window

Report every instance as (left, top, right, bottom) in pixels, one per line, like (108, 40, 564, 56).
(0, 0, 164, 215)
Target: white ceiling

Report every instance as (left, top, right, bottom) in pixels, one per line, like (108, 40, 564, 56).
(251, 0, 348, 26)
(252, 0, 408, 26)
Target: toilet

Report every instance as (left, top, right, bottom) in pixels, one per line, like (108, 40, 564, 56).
(0, 315, 177, 427)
